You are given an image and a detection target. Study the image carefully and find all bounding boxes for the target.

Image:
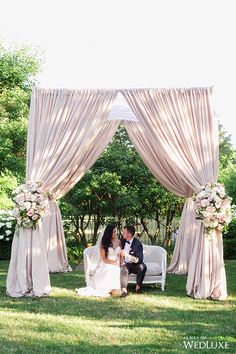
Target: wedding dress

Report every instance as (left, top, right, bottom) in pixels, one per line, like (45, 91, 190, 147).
(76, 245, 122, 297)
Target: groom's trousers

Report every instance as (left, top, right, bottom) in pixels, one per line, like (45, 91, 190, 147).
(121, 262, 147, 288)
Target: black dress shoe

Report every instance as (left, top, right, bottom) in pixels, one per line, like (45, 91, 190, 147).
(121, 291, 129, 297)
(135, 288, 142, 294)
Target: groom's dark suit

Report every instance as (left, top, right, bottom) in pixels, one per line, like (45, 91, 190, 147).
(121, 237, 147, 287)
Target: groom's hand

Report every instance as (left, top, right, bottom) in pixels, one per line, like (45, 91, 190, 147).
(120, 250, 126, 257)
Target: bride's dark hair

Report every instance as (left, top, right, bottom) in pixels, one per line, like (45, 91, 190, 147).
(101, 224, 116, 258)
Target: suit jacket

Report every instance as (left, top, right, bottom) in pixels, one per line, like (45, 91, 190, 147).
(121, 237, 144, 264)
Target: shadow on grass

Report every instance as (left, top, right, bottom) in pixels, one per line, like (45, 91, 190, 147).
(1, 261, 236, 354)
(0, 339, 183, 354)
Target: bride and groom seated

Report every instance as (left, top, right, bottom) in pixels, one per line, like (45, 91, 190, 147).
(76, 224, 147, 297)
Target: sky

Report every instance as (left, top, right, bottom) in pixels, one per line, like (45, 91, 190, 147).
(1, 0, 236, 145)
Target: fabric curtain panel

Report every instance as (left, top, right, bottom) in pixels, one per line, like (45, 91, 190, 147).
(122, 87, 227, 300)
(7, 88, 119, 297)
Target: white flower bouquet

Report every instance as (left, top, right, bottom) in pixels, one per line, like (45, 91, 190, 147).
(193, 182, 234, 238)
(0, 210, 16, 241)
(12, 181, 51, 229)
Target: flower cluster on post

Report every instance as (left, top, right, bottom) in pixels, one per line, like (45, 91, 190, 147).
(12, 181, 51, 229)
(193, 183, 233, 238)
(0, 210, 16, 241)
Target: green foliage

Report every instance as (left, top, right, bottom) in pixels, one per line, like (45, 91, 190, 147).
(218, 163, 236, 204)
(0, 42, 41, 208)
(66, 241, 85, 263)
(219, 124, 236, 170)
(0, 172, 17, 209)
(0, 44, 40, 92)
(61, 125, 184, 245)
(223, 218, 236, 259)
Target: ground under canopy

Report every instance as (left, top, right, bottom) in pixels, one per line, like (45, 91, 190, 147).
(0, 260, 235, 353)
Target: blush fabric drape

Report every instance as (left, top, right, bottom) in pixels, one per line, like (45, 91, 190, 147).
(7, 86, 226, 300)
(122, 87, 227, 300)
(7, 88, 120, 297)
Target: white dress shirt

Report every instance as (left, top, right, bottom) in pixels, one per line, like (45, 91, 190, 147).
(124, 237, 134, 263)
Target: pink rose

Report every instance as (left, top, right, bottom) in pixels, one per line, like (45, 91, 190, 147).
(36, 188, 44, 194)
(27, 209, 35, 217)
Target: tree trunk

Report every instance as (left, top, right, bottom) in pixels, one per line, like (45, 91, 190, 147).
(73, 214, 91, 247)
(162, 209, 175, 248)
(93, 212, 101, 244)
(140, 217, 156, 244)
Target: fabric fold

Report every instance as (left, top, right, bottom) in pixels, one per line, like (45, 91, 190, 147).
(7, 88, 120, 297)
(122, 87, 226, 300)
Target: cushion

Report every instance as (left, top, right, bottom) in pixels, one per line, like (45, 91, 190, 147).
(145, 262, 162, 276)
(129, 262, 162, 277)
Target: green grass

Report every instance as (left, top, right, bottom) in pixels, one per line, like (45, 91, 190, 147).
(0, 261, 235, 354)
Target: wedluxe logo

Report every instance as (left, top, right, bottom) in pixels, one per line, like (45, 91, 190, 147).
(182, 336, 230, 350)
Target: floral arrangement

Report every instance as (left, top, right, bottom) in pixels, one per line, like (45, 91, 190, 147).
(193, 182, 233, 238)
(0, 210, 16, 241)
(12, 181, 51, 229)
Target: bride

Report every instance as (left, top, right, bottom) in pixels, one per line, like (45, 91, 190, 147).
(75, 224, 122, 297)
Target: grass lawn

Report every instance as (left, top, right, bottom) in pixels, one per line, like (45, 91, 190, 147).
(0, 260, 235, 354)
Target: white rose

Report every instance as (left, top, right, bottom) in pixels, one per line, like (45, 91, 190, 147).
(211, 192, 217, 199)
(206, 206, 216, 213)
(6, 222, 12, 228)
(202, 211, 212, 218)
(32, 214, 39, 220)
(0, 235, 4, 240)
(215, 202, 222, 209)
(23, 202, 31, 210)
(31, 202, 37, 209)
(0, 223, 4, 228)
(5, 237, 10, 241)
(198, 191, 206, 199)
(201, 199, 209, 207)
(217, 224, 224, 231)
(6, 230, 11, 235)
(209, 220, 218, 228)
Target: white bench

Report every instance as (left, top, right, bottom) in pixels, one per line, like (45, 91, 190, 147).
(128, 244, 167, 291)
(83, 244, 167, 291)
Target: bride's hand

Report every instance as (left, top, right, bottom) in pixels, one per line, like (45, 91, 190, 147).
(113, 259, 120, 266)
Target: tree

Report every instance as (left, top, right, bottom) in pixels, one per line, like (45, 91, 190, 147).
(0, 43, 41, 208)
(218, 123, 236, 203)
(61, 125, 185, 245)
(219, 123, 236, 170)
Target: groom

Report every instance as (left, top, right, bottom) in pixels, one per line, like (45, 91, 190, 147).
(120, 225, 147, 295)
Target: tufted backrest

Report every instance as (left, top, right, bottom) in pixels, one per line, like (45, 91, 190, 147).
(143, 245, 167, 265)
(83, 244, 167, 285)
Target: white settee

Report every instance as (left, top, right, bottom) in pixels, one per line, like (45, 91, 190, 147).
(128, 245, 167, 291)
(83, 244, 167, 291)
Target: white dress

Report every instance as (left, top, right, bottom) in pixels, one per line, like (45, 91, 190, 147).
(76, 246, 121, 297)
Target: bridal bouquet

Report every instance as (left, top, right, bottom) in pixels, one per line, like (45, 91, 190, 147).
(12, 181, 51, 229)
(193, 182, 233, 238)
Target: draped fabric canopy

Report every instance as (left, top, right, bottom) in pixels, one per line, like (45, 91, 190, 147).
(6, 86, 227, 300)
(7, 88, 120, 297)
(122, 88, 226, 300)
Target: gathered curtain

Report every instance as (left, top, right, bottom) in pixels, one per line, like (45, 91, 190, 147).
(122, 87, 227, 300)
(6, 86, 226, 300)
(7, 88, 120, 297)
